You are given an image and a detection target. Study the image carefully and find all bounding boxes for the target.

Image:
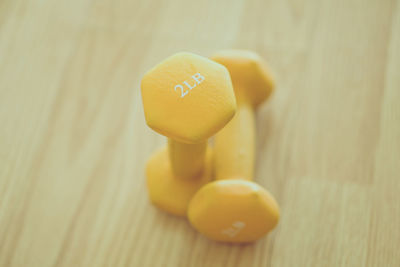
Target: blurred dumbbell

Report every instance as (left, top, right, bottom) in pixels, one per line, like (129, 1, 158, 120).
(141, 52, 236, 216)
(188, 50, 280, 243)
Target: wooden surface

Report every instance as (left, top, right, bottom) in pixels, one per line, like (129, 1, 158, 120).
(1, 0, 399, 266)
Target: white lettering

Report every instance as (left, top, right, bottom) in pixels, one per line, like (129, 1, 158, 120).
(174, 84, 188, 98)
(183, 80, 197, 90)
(221, 221, 246, 238)
(192, 73, 205, 84)
(173, 73, 205, 98)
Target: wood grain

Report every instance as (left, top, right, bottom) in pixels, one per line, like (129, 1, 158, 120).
(0, 0, 399, 266)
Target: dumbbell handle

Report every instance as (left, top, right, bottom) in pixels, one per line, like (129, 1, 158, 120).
(168, 140, 207, 179)
(215, 97, 255, 181)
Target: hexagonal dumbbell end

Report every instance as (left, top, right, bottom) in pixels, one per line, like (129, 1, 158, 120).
(141, 52, 236, 216)
(211, 50, 275, 107)
(141, 52, 237, 144)
(188, 180, 280, 242)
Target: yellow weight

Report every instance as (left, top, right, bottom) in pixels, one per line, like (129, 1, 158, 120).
(141, 52, 236, 216)
(188, 50, 280, 242)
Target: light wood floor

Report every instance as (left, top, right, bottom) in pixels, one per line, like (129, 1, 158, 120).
(1, 0, 399, 266)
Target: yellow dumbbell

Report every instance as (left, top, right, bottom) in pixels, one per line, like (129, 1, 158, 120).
(141, 52, 236, 216)
(188, 50, 280, 243)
